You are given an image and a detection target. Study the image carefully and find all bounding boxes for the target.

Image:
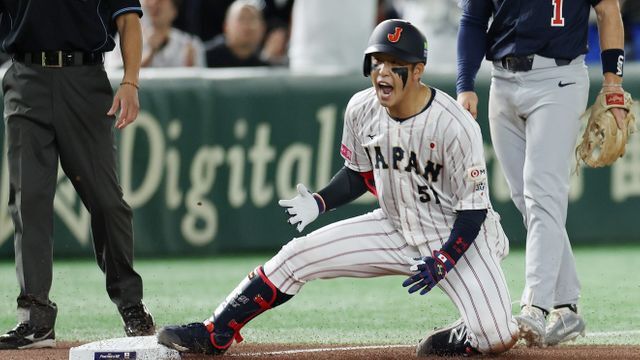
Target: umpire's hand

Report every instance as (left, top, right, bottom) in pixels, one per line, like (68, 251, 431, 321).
(108, 82, 140, 129)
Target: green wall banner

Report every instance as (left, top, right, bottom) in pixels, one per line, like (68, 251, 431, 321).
(1, 67, 639, 257)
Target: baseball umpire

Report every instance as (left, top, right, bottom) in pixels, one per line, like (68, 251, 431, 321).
(0, 0, 155, 350)
(156, 19, 519, 357)
(456, 0, 627, 347)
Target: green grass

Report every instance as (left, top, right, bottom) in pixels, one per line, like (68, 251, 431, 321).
(0, 246, 638, 345)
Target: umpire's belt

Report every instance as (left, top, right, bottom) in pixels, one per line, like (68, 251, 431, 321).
(495, 54, 578, 72)
(13, 51, 104, 67)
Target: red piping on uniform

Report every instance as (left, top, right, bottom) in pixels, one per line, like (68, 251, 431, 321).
(359, 170, 377, 196)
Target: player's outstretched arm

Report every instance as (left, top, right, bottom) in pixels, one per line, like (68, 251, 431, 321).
(278, 167, 375, 232)
(403, 209, 487, 295)
(594, 0, 628, 130)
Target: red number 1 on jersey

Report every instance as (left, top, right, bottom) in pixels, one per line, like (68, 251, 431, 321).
(551, 0, 565, 27)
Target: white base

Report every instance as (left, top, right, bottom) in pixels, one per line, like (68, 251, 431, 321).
(69, 336, 180, 360)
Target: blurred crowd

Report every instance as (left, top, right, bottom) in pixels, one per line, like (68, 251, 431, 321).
(2, 0, 638, 71)
(101, 0, 465, 72)
(112, 0, 639, 72)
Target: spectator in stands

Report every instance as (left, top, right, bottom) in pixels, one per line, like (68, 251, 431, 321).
(173, 0, 235, 44)
(395, 0, 460, 69)
(260, 0, 294, 66)
(205, 1, 268, 68)
(288, 0, 377, 73)
(105, 0, 206, 68)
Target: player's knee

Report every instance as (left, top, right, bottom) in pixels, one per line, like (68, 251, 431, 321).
(475, 323, 518, 354)
(268, 236, 305, 276)
(274, 236, 304, 261)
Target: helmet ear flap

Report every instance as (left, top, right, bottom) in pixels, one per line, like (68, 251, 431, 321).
(363, 54, 372, 77)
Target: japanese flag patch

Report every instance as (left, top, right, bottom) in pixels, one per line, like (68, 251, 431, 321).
(466, 165, 487, 183)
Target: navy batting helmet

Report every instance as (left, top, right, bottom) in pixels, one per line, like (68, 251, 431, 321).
(363, 19, 428, 77)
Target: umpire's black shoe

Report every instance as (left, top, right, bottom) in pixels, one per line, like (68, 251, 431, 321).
(119, 303, 156, 336)
(157, 322, 229, 355)
(416, 318, 479, 357)
(0, 322, 56, 349)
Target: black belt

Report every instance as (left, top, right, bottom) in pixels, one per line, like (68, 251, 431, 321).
(13, 51, 104, 67)
(500, 55, 572, 72)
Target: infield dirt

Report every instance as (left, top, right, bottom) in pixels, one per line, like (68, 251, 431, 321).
(2, 342, 639, 360)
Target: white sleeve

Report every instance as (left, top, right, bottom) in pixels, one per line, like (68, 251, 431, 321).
(445, 122, 491, 211)
(104, 35, 124, 69)
(192, 36, 207, 68)
(340, 94, 373, 172)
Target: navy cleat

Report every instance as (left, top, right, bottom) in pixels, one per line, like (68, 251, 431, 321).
(158, 266, 293, 355)
(416, 319, 479, 357)
(157, 321, 229, 355)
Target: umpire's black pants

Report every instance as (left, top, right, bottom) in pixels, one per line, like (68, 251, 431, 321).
(3, 61, 143, 329)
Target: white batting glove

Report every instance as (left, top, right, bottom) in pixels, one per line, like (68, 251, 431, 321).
(278, 183, 323, 233)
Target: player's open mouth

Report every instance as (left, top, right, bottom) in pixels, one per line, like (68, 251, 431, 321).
(377, 81, 394, 99)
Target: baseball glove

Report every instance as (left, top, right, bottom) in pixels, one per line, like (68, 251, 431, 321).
(576, 91, 635, 168)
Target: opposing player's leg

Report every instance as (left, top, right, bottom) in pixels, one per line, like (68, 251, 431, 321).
(417, 212, 518, 356)
(157, 209, 418, 355)
(545, 305, 586, 346)
(488, 68, 527, 220)
(545, 235, 584, 346)
(515, 63, 588, 346)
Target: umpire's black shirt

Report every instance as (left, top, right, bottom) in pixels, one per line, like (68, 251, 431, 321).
(0, 0, 142, 54)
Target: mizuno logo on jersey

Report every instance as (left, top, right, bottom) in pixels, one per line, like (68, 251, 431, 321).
(364, 146, 442, 182)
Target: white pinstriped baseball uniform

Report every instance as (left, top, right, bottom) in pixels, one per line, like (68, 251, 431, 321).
(264, 86, 519, 353)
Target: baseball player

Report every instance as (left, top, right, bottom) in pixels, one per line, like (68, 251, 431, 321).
(456, 0, 627, 347)
(157, 19, 518, 357)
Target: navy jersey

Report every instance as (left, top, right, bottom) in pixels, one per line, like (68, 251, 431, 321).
(0, 0, 142, 54)
(462, 0, 601, 60)
(456, 0, 601, 93)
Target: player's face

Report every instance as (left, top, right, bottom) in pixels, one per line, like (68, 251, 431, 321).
(370, 53, 413, 108)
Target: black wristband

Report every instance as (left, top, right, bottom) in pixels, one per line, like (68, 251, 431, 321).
(601, 49, 625, 77)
